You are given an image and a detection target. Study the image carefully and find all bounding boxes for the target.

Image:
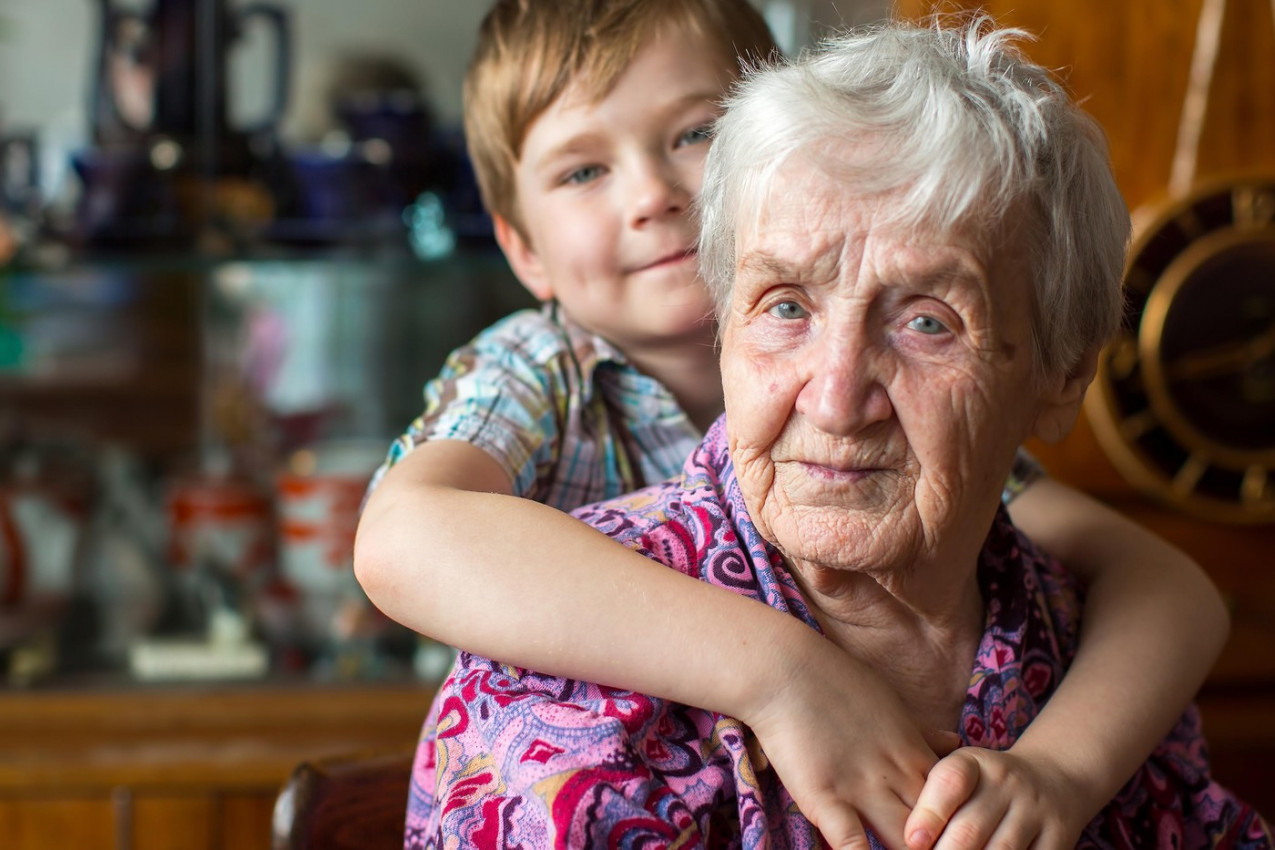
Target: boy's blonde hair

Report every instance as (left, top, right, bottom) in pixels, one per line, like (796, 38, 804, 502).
(463, 0, 777, 233)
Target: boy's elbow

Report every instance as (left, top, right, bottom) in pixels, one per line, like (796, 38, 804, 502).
(351, 483, 456, 631)
(352, 511, 392, 602)
(351, 487, 420, 609)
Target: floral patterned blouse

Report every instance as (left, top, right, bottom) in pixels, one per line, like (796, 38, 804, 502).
(404, 415, 1269, 849)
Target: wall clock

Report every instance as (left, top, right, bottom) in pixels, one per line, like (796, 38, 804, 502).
(1085, 177, 1275, 524)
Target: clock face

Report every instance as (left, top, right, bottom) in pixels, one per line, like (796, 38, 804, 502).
(1087, 179, 1275, 524)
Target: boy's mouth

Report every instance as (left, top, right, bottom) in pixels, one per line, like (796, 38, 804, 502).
(634, 247, 696, 273)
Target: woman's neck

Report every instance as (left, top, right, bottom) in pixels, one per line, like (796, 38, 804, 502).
(798, 562, 985, 733)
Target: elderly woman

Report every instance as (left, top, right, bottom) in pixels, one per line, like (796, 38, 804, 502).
(406, 19, 1269, 850)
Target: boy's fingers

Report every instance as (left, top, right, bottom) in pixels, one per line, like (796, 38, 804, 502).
(932, 798, 1009, 850)
(980, 809, 1042, 850)
(814, 804, 874, 850)
(905, 755, 981, 850)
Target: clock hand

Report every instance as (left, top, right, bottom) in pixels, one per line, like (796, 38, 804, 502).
(1164, 320, 1275, 383)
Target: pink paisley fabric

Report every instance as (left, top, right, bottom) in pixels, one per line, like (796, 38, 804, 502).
(405, 416, 1270, 849)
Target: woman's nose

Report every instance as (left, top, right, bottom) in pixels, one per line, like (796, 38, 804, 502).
(795, 331, 893, 436)
(629, 159, 691, 226)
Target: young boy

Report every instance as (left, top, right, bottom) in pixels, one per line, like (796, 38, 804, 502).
(354, 2, 1231, 847)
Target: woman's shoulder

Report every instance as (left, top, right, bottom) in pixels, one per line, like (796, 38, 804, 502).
(572, 479, 696, 548)
(572, 430, 737, 576)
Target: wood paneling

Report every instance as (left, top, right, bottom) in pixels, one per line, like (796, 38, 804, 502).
(132, 794, 217, 850)
(0, 797, 117, 849)
(0, 681, 433, 850)
(897, 0, 1275, 210)
(220, 793, 278, 850)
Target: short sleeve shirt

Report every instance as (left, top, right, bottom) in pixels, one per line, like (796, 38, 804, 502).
(367, 302, 702, 510)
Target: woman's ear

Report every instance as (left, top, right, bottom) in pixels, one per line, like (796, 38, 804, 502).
(493, 214, 553, 301)
(1029, 345, 1102, 444)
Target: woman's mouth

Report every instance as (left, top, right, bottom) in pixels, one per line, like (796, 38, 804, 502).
(798, 461, 878, 483)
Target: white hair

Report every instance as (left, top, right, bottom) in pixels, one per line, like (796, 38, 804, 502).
(698, 16, 1129, 378)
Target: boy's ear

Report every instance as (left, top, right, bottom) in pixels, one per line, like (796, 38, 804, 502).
(493, 214, 553, 301)
(1029, 345, 1101, 444)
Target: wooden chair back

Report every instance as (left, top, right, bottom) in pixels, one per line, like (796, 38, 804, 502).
(272, 749, 414, 850)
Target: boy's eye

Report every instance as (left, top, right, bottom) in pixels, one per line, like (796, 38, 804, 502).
(564, 165, 604, 185)
(678, 124, 713, 147)
(769, 300, 808, 320)
(906, 314, 948, 335)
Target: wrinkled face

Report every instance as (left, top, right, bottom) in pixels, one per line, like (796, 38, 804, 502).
(720, 151, 1048, 583)
(499, 28, 732, 351)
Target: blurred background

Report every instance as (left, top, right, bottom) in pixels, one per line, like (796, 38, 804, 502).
(0, 0, 883, 686)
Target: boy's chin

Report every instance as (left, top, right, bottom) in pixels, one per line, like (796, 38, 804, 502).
(650, 273, 714, 309)
(651, 309, 720, 344)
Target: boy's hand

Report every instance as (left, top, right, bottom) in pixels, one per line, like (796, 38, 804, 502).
(743, 644, 944, 850)
(904, 747, 1092, 850)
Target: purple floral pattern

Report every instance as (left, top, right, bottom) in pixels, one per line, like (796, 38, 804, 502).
(405, 416, 1270, 849)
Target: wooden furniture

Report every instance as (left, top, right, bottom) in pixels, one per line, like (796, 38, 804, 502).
(0, 678, 434, 850)
(271, 749, 413, 850)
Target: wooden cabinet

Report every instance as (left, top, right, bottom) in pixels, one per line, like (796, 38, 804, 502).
(0, 679, 434, 850)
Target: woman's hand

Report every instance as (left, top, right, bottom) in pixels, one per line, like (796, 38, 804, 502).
(903, 747, 1093, 850)
(743, 635, 949, 850)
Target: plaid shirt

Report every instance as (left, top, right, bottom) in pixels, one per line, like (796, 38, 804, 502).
(369, 302, 703, 511)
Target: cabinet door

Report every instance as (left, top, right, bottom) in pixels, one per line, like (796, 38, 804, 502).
(219, 792, 277, 850)
(132, 793, 216, 850)
(0, 791, 275, 850)
(130, 791, 274, 850)
(0, 798, 116, 850)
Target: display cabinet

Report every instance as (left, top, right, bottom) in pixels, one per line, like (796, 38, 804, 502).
(0, 248, 527, 849)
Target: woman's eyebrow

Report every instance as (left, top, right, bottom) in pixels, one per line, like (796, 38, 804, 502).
(735, 247, 839, 284)
(903, 254, 988, 292)
(735, 252, 797, 279)
(904, 261, 996, 321)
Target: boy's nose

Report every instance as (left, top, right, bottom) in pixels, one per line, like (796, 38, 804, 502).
(795, 330, 894, 436)
(630, 162, 691, 225)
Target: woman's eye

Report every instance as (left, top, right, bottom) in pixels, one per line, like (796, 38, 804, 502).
(678, 124, 713, 147)
(907, 314, 948, 335)
(768, 300, 809, 320)
(564, 165, 604, 185)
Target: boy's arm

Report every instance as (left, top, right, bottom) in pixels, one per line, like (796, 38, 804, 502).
(355, 440, 944, 850)
(904, 476, 1230, 850)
